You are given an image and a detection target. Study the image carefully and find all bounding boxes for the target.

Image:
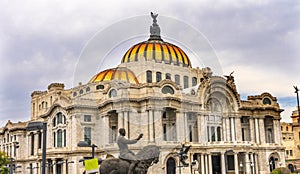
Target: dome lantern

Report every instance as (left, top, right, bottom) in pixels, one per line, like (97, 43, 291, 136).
(149, 12, 163, 41)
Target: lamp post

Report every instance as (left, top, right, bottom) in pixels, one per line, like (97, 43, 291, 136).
(77, 141, 97, 158)
(26, 122, 47, 174)
(294, 86, 300, 124)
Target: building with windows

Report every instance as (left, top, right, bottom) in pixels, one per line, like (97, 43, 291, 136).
(281, 109, 300, 172)
(0, 14, 285, 174)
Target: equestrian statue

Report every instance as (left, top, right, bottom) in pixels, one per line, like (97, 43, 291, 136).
(99, 128, 160, 174)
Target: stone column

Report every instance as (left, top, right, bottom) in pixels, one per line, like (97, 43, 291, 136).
(254, 118, 260, 144)
(205, 154, 208, 174)
(221, 152, 226, 174)
(148, 110, 154, 142)
(117, 111, 124, 131)
(153, 110, 163, 142)
(103, 116, 109, 145)
(235, 117, 242, 142)
(176, 111, 185, 142)
(249, 118, 255, 142)
(245, 153, 250, 174)
(250, 153, 255, 174)
(226, 118, 231, 141)
(201, 154, 205, 174)
(234, 153, 239, 174)
(273, 119, 278, 144)
(184, 112, 187, 141)
(208, 154, 212, 174)
(231, 117, 236, 142)
(197, 114, 202, 143)
(255, 154, 259, 174)
(222, 118, 227, 142)
(258, 118, 266, 144)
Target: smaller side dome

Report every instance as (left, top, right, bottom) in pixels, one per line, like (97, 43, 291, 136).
(89, 67, 139, 84)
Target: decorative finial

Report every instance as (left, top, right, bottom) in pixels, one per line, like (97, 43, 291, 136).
(149, 12, 163, 41)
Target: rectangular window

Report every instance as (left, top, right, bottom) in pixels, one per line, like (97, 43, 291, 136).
(163, 124, 167, 141)
(242, 128, 245, 141)
(14, 135, 16, 141)
(227, 155, 235, 170)
(84, 127, 92, 146)
(207, 126, 210, 142)
(217, 127, 221, 141)
(211, 127, 215, 141)
(290, 150, 293, 156)
(53, 132, 56, 147)
(189, 125, 193, 142)
(38, 132, 42, 149)
(31, 134, 34, 156)
(286, 150, 289, 156)
(57, 130, 62, 147)
(64, 130, 66, 147)
(175, 75, 180, 85)
(184, 76, 189, 88)
(84, 115, 92, 122)
(147, 71, 152, 83)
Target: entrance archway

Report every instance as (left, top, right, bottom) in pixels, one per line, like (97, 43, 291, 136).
(167, 157, 176, 174)
(288, 164, 294, 172)
(269, 157, 276, 172)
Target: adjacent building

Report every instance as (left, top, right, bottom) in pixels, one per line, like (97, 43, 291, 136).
(0, 14, 285, 174)
(281, 109, 300, 172)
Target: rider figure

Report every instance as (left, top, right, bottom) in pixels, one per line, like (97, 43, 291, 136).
(117, 128, 143, 174)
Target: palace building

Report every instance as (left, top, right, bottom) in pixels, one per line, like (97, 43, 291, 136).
(0, 14, 285, 174)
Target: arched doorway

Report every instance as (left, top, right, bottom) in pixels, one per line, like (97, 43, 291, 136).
(269, 157, 276, 172)
(288, 164, 294, 172)
(167, 157, 176, 174)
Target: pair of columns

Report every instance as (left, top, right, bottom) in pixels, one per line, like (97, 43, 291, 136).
(195, 152, 258, 174)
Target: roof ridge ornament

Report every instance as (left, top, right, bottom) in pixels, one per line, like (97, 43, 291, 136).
(149, 12, 163, 41)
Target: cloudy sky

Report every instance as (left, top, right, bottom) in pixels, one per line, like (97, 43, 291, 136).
(0, 0, 299, 126)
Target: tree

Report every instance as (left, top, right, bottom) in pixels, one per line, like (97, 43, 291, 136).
(0, 151, 9, 174)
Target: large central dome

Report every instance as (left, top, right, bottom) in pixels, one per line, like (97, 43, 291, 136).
(121, 13, 191, 68)
(121, 40, 191, 67)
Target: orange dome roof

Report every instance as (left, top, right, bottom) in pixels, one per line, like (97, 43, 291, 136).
(89, 67, 139, 84)
(121, 40, 191, 67)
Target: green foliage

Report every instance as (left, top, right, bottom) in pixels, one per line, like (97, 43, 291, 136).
(0, 151, 9, 174)
(270, 167, 291, 174)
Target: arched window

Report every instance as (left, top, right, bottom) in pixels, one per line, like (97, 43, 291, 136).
(192, 77, 197, 86)
(146, 71, 152, 83)
(109, 89, 117, 98)
(96, 85, 104, 90)
(57, 129, 62, 147)
(162, 86, 174, 94)
(184, 76, 189, 88)
(156, 72, 162, 82)
(166, 73, 171, 80)
(263, 98, 271, 105)
(57, 113, 63, 124)
(53, 117, 56, 127)
(175, 75, 180, 85)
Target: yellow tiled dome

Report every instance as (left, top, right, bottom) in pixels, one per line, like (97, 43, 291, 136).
(121, 40, 191, 67)
(89, 67, 139, 84)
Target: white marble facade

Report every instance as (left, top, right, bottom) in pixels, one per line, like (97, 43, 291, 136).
(0, 16, 285, 174)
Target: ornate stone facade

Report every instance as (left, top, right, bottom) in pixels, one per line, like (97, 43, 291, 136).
(0, 14, 285, 174)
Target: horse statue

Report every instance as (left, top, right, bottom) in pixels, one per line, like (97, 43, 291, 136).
(99, 145, 160, 174)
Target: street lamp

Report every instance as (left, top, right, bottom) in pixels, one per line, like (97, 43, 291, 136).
(26, 122, 47, 174)
(77, 141, 98, 158)
(294, 86, 300, 124)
